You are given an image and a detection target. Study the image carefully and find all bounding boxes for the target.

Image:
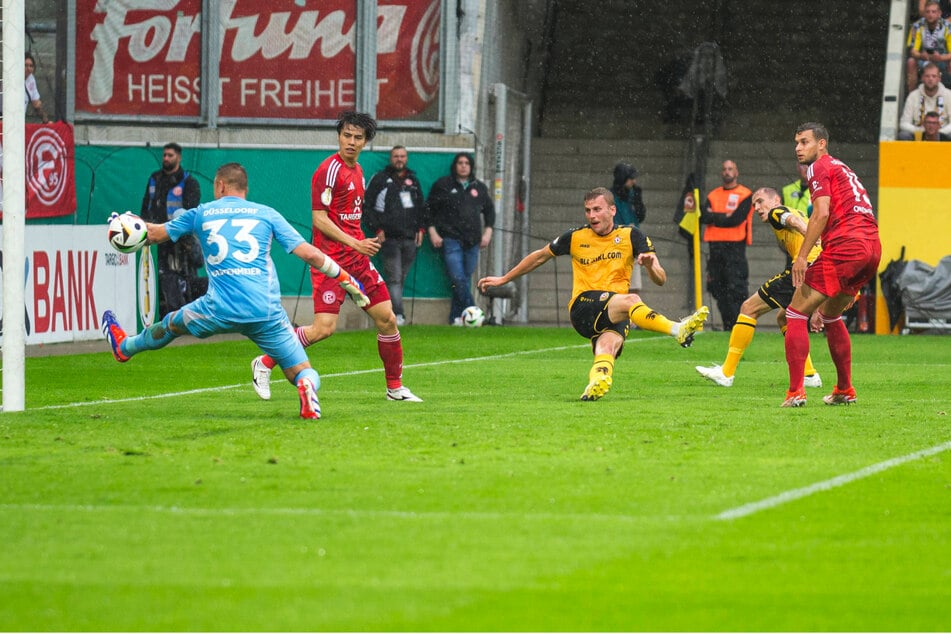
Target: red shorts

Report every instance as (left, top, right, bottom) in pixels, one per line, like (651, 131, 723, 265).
(310, 255, 391, 314)
(804, 240, 881, 297)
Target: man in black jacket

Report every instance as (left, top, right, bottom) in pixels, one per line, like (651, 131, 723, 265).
(140, 142, 204, 317)
(426, 152, 495, 325)
(364, 146, 427, 325)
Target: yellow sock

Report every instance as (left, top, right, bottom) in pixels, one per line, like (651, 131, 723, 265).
(781, 324, 818, 376)
(628, 302, 675, 335)
(722, 313, 757, 376)
(589, 354, 615, 383)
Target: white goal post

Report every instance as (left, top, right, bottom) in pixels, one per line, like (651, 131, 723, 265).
(2, 0, 27, 412)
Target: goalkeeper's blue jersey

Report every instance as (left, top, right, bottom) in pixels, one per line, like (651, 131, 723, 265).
(165, 195, 305, 323)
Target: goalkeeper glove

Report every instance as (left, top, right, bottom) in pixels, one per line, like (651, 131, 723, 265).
(338, 271, 370, 307)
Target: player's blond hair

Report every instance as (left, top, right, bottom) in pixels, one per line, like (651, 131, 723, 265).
(215, 162, 249, 193)
(584, 186, 614, 204)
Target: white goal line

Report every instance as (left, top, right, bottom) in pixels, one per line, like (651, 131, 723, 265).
(34, 340, 634, 411)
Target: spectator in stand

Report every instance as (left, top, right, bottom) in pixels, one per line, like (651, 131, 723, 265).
(426, 152, 495, 326)
(363, 146, 428, 326)
(922, 110, 951, 139)
(899, 63, 951, 138)
(24, 53, 50, 123)
(918, 0, 951, 19)
(610, 162, 648, 292)
(781, 163, 812, 217)
(906, 1, 951, 93)
(699, 160, 753, 331)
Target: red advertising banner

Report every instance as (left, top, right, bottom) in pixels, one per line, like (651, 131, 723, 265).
(0, 122, 77, 219)
(74, 0, 440, 121)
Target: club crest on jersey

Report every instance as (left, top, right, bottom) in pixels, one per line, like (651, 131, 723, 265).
(321, 187, 333, 206)
(470, 189, 479, 198)
(599, 292, 610, 302)
(322, 289, 338, 304)
(614, 236, 622, 244)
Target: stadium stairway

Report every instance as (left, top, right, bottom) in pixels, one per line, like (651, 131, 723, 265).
(518, 0, 887, 329)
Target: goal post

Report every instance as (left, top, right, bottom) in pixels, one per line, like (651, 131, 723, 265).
(2, 0, 27, 412)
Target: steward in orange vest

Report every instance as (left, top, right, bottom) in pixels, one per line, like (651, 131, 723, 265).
(700, 160, 753, 330)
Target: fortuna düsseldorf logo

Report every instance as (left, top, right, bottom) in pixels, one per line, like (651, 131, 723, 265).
(411, 2, 440, 103)
(27, 128, 69, 207)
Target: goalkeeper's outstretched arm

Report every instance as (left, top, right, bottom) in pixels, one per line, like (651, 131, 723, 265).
(293, 243, 370, 307)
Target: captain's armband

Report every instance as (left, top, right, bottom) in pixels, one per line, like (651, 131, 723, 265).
(768, 208, 790, 231)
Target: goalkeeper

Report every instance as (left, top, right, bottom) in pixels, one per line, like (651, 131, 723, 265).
(101, 162, 369, 421)
(695, 187, 822, 388)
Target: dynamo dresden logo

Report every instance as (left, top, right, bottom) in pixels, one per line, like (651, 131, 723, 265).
(411, 2, 440, 103)
(27, 128, 69, 207)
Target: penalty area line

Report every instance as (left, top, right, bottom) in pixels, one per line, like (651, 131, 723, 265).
(714, 439, 951, 521)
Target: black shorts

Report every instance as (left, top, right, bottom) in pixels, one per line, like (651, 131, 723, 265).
(569, 290, 629, 353)
(758, 268, 795, 310)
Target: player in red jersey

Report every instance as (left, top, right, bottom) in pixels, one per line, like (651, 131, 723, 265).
(781, 122, 881, 408)
(251, 111, 422, 403)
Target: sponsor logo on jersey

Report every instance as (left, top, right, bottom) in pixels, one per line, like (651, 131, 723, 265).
(321, 187, 333, 206)
(578, 251, 623, 265)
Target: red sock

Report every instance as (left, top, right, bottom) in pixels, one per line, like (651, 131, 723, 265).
(784, 307, 810, 392)
(821, 312, 852, 389)
(261, 327, 312, 371)
(378, 332, 404, 389)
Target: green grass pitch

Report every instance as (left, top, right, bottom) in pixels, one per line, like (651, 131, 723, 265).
(1, 326, 949, 631)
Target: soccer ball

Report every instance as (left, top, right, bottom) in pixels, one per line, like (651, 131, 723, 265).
(461, 305, 485, 328)
(107, 211, 148, 254)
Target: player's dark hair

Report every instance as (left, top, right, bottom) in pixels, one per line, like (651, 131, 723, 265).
(585, 186, 614, 204)
(336, 110, 377, 141)
(216, 162, 248, 192)
(163, 142, 183, 155)
(25, 51, 36, 65)
(796, 122, 829, 143)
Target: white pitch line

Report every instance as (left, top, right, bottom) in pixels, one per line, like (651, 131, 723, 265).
(38, 340, 670, 411)
(0, 502, 686, 525)
(714, 439, 951, 521)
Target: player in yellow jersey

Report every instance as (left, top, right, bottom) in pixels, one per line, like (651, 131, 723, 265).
(477, 187, 709, 401)
(696, 187, 823, 388)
